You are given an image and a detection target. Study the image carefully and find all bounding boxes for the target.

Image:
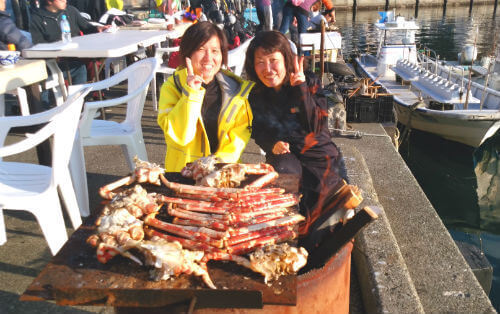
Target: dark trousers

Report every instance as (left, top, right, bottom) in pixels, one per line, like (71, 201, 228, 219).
(41, 59, 87, 109)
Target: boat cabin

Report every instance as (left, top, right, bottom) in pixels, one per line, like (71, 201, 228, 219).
(375, 11, 419, 78)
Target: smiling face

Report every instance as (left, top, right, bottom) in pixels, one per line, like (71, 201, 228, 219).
(254, 48, 287, 91)
(189, 35, 222, 84)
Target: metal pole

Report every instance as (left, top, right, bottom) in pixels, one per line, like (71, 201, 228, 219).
(353, 0, 357, 21)
(469, 0, 474, 15)
(443, 0, 447, 16)
(385, 0, 389, 12)
(415, 0, 419, 18)
(494, 0, 498, 16)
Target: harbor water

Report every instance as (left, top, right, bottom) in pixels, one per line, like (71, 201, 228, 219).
(333, 4, 500, 310)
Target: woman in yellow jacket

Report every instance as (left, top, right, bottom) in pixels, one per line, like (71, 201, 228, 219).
(157, 21, 254, 172)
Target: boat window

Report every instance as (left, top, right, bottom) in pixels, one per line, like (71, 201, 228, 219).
(383, 29, 416, 46)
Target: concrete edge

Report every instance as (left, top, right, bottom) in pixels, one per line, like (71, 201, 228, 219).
(342, 145, 425, 313)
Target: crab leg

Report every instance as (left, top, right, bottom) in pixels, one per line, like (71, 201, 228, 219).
(226, 208, 289, 223)
(227, 197, 299, 214)
(224, 194, 298, 211)
(201, 252, 252, 268)
(99, 175, 135, 199)
(227, 229, 298, 255)
(242, 163, 276, 174)
(218, 188, 285, 201)
(144, 214, 224, 248)
(161, 173, 285, 200)
(168, 206, 227, 222)
(145, 228, 224, 253)
(225, 226, 292, 246)
(173, 217, 228, 231)
(246, 171, 279, 188)
(96, 243, 143, 265)
(230, 212, 288, 228)
(156, 194, 215, 208)
(175, 204, 228, 214)
(228, 214, 305, 237)
(178, 260, 217, 290)
(175, 192, 224, 202)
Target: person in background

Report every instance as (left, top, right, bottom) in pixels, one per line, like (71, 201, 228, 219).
(157, 21, 254, 172)
(279, 0, 333, 38)
(272, 0, 285, 30)
(30, 0, 109, 107)
(308, 7, 335, 32)
(244, 31, 346, 243)
(0, 0, 32, 51)
(156, 0, 181, 16)
(255, 0, 272, 31)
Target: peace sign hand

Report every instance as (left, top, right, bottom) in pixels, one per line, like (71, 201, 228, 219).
(290, 55, 306, 86)
(186, 57, 204, 90)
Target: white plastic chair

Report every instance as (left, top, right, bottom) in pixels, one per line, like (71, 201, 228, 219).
(150, 45, 179, 111)
(0, 88, 30, 116)
(75, 57, 157, 171)
(227, 38, 253, 76)
(0, 86, 91, 255)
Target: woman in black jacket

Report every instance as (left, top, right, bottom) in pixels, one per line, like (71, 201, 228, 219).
(244, 30, 347, 238)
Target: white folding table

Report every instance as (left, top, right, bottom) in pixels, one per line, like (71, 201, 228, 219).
(22, 30, 170, 219)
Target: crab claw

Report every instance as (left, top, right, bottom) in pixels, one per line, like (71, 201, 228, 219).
(96, 243, 120, 263)
(96, 243, 143, 265)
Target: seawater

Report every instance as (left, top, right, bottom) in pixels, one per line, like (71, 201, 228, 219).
(333, 4, 499, 310)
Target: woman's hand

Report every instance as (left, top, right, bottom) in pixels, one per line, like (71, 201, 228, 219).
(290, 55, 306, 86)
(97, 25, 112, 33)
(186, 57, 204, 90)
(272, 141, 291, 155)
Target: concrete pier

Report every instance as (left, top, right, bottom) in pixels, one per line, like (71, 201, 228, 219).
(0, 88, 496, 312)
(335, 123, 495, 312)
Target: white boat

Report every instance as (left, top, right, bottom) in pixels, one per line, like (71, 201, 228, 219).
(437, 44, 500, 93)
(353, 11, 500, 148)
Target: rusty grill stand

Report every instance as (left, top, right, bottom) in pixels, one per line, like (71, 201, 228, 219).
(21, 174, 301, 310)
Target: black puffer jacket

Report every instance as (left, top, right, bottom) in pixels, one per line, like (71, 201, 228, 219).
(29, 5, 98, 44)
(249, 77, 345, 192)
(0, 10, 32, 50)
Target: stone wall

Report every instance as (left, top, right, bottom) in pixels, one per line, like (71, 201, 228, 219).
(334, 0, 495, 10)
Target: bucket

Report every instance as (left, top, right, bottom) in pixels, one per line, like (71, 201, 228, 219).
(194, 242, 353, 314)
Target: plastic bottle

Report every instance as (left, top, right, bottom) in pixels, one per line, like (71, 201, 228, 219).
(60, 14, 72, 43)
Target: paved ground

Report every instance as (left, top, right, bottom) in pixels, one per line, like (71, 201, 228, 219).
(0, 88, 364, 313)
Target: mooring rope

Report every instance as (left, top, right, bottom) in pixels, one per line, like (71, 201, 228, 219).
(330, 128, 392, 139)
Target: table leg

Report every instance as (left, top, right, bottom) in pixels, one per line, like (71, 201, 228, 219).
(93, 60, 106, 119)
(46, 59, 68, 102)
(25, 83, 52, 166)
(0, 94, 5, 116)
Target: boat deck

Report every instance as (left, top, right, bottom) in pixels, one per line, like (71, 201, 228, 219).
(355, 55, 422, 107)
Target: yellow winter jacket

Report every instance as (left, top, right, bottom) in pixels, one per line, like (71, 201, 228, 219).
(157, 68, 254, 172)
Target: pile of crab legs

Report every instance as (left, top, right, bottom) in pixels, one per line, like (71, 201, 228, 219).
(87, 158, 308, 289)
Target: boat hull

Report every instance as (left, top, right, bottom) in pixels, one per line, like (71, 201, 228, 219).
(393, 102, 500, 147)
